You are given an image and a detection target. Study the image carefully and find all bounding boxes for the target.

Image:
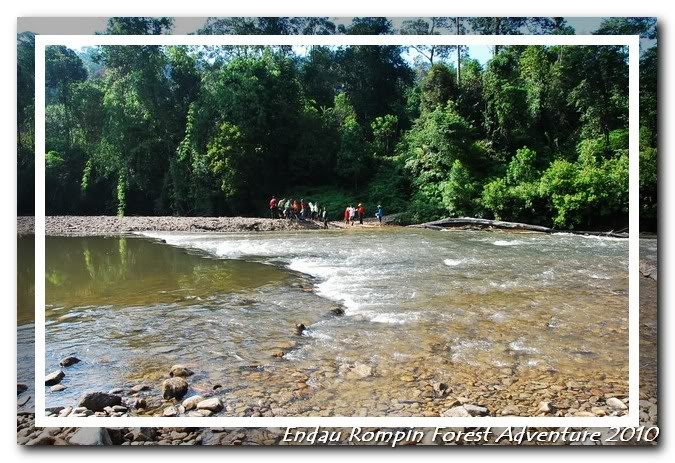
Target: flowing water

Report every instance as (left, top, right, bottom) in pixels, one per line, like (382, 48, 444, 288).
(17, 229, 642, 416)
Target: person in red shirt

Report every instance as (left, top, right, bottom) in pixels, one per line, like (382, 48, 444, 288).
(291, 199, 299, 220)
(358, 203, 365, 225)
(344, 206, 350, 225)
(269, 196, 278, 218)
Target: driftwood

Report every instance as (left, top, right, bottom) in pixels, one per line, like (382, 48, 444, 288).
(410, 217, 628, 238)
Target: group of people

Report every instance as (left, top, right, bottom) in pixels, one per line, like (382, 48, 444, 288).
(268, 196, 385, 228)
(343, 204, 385, 226)
(269, 197, 329, 228)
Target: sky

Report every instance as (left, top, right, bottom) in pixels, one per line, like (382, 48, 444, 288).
(17, 16, 610, 37)
(19, 16, 652, 67)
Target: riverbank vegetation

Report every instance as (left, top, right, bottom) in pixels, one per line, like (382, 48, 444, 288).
(17, 17, 657, 230)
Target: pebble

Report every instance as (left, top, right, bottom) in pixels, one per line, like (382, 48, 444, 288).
(197, 398, 224, 412)
(163, 406, 179, 417)
(606, 397, 628, 410)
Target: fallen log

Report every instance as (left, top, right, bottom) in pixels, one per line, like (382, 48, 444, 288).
(410, 217, 628, 238)
(414, 217, 553, 233)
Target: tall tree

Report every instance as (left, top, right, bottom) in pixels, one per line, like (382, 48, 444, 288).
(400, 18, 452, 66)
(468, 17, 529, 55)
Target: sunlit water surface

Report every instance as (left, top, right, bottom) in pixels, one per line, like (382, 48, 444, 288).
(16, 229, 644, 415)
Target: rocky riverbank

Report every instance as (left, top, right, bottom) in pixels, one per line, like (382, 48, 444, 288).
(22, 272, 656, 446)
(17, 216, 326, 236)
(17, 215, 403, 236)
(36, 361, 642, 421)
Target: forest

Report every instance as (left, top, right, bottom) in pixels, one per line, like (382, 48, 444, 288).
(17, 17, 657, 230)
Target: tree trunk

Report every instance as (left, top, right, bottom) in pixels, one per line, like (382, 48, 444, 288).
(494, 18, 501, 55)
(409, 217, 629, 238)
(456, 18, 461, 86)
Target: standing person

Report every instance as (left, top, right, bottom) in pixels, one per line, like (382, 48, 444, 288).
(300, 199, 306, 221)
(349, 205, 356, 226)
(358, 203, 365, 225)
(285, 199, 292, 220)
(292, 199, 299, 220)
(278, 198, 286, 218)
(375, 204, 384, 225)
(344, 205, 350, 225)
(269, 196, 278, 219)
(322, 207, 328, 229)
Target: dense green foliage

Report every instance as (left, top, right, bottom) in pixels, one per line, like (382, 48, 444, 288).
(17, 17, 657, 230)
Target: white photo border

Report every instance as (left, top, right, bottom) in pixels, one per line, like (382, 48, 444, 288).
(34, 33, 640, 428)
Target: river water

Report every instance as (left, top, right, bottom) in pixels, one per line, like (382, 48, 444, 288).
(18, 229, 642, 416)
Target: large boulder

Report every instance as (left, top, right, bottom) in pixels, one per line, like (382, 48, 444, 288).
(169, 364, 194, 378)
(78, 391, 122, 412)
(45, 370, 64, 386)
(161, 377, 189, 399)
(69, 427, 113, 446)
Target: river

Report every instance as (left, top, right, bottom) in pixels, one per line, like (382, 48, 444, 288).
(18, 228, 645, 417)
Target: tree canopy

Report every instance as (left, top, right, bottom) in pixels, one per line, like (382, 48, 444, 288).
(17, 17, 656, 231)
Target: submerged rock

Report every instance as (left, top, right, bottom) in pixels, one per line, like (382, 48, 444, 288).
(339, 362, 373, 379)
(45, 370, 65, 386)
(131, 384, 150, 393)
(78, 392, 122, 412)
(295, 323, 307, 335)
(639, 260, 657, 281)
(59, 356, 81, 367)
(17, 383, 28, 394)
(169, 364, 194, 378)
(331, 307, 345, 316)
(161, 377, 189, 400)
